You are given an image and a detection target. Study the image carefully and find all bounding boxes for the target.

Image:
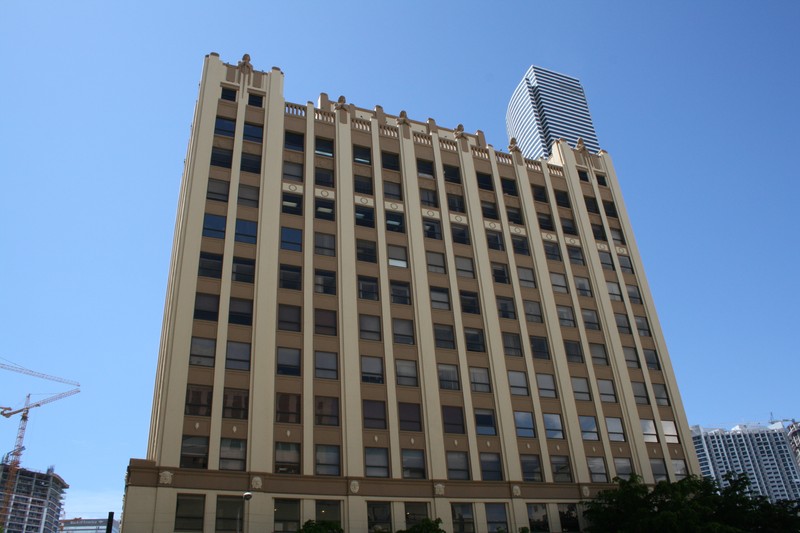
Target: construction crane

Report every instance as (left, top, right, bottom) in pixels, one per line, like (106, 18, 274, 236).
(0, 361, 80, 530)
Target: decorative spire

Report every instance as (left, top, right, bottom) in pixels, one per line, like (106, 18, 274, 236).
(334, 95, 347, 110)
(454, 123, 466, 139)
(508, 137, 521, 153)
(237, 54, 253, 76)
(396, 110, 410, 126)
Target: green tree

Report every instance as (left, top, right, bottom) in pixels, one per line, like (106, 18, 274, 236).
(297, 519, 344, 533)
(396, 517, 446, 533)
(583, 473, 800, 533)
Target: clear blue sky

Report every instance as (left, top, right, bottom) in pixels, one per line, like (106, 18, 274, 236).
(1, 0, 798, 520)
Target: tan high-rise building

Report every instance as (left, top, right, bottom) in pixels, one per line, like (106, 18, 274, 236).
(121, 53, 698, 533)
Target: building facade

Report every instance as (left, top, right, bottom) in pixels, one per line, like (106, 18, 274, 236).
(61, 517, 121, 533)
(122, 54, 697, 532)
(692, 424, 800, 503)
(0, 464, 67, 533)
(787, 421, 800, 466)
(506, 66, 601, 160)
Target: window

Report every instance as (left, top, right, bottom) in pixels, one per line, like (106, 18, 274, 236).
(673, 459, 687, 480)
(219, 438, 246, 470)
(615, 457, 634, 480)
(476, 172, 494, 191)
(417, 158, 435, 179)
(598, 379, 617, 402)
(603, 199, 618, 218)
(537, 374, 557, 398)
(554, 190, 571, 208)
(365, 448, 389, 477)
(180, 436, 208, 469)
(210, 147, 232, 168)
(215, 497, 243, 532)
(283, 161, 303, 182)
(226, 341, 250, 371)
(564, 340, 583, 363)
(451, 504, 474, 533)
(175, 494, 204, 532)
(475, 409, 497, 435)
(361, 355, 384, 383)
(550, 455, 572, 482)
(387, 245, 408, 267)
(550, 272, 568, 293)
(240, 152, 261, 174)
(644, 349, 661, 370)
(363, 400, 387, 429)
(530, 336, 550, 359)
(222, 388, 250, 420)
(557, 305, 576, 327)
(507, 207, 523, 225)
(460, 291, 480, 314)
(624, 347, 640, 368)
(315, 445, 340, 476)
(470, 367, 491, 393)
(537, 213, 555, 231)
(482, 201, 499, 220)
(497, 297, 516, 319)
(610, 227, 626, 245)
(398, 402, 422, 430)
(582, 309, 601, 330)
(606, 417, 626, 441)
(588, 457, 608, 482)
(314, 309, 337, 336)
(243, 123, 263, 143)
(590, 343, 608, 365)
(190, 337, 215, 367)
(599, 250, 615, 270)
(367, 502, 392, 533)
(635, 316, 651, 336)
(653, 383, 670, 406)
(524, 301, 543, 323)
(314, 167, 334, 188)
(314, 351, 338, 380)
(356, 239, 377, 263)
(444, 451, 469, 482)
(193, 293, 219, 321)
(314, 232, 335, 256)
(442, 405, 465, 435)
(285, 131, 304, 151)
(354, 174, 373, 195)
(577, 169, 589, 182)
(276, 347, 301, 375)
(234, 219, 257, 244)
(430, 286, 450, 309)
(567, 246, 585, 265)
(485, 230, 504, 250)
(596, 174, 608, 186)
(464, 328, 486, 351)
(420, 187, 438, 207)
(280, 227, 302, 251)
(512, 235, 530, 255)
(279, 264, 301, 290)
(517, 266, 536, 288)
(447, 193, 466, 212)
(314, 396, 339, 426)
(615, 313, 632, 334)
(353, 145, 371, 165)
(314, 269, 336, 295)
(491, 262, 510, 284)
(501, 177, 518, 196)
(277, 305, 301, 332)
(572, 377, 591, 401)
(627, 284, 643, 304)
(485, 503, 508, 533)
(228, 297, 253, 325)
(514, 411, 536, 438)
(591, 224, 607, 242)
(386, 211, 405, 233)
(480, 452, 503, 480)
(202, 213, 226, 239)
(574, 276, 592, 297)
(632, 382, 649, 404)
(641, 419, 658, 442)
(438, 364, 460, 390)
(274, 442, 301, 474)
(426, 251, 446, 274)
(315, 137, 333, 157)
(650, 458, 667, 482)
(451, 224, 470, 245)
(508, 371, 529, 395)
(606, 281, 623, 301)
(276, 393, 301, 424)
(422, 218, 442, 239)
(434, 324, 456, 349)
(274, 499, 301, 532)
(401, 449, 426, 479)
(395, 360, 418, 387)
(663, 421, 680, 443)
(502, 332, 522, 356)
(393, 318, 415, 344)
(220, 87, 236, 101)
(527, 504, 549, 533)
(198, 252, 222, 279)
(314, 198, 335, 221)
(357, 276, 380, 301)
(530, 185, 547, 203)
(359, 314, 381, 340)
(185, 384, 212, 417)
(384, 181, 403, 201)
(382, 151, 400, 171)
(316, 501, 341, 526)
(561, 217, 578, 235)
(231, 257, 255, 283)
(443, 164, 461, 183)
(580, 416, 599, 440)
(206, 178, 229, 203)
(618, 254, 634, 273)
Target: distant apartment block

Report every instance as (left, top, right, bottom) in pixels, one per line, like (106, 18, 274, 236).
(0, 463, 67, 533)
(61, 517, 121, 533)
(692, 424, 800, 503)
